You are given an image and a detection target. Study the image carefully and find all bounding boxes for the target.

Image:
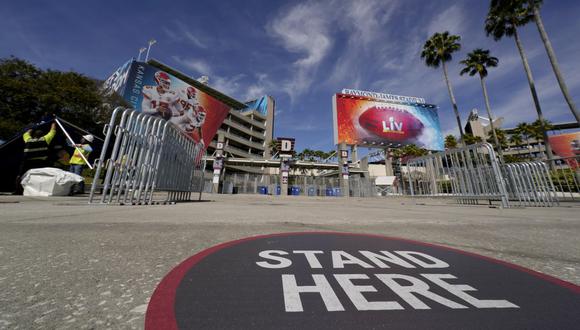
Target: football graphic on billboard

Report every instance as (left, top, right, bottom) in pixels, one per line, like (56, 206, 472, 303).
(333, 93, 444, 150)
(358, 106, 424, 142)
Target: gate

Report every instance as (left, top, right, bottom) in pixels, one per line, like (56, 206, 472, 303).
(89, 108, 206, 205)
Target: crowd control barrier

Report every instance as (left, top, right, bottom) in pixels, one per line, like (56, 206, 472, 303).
(406, 143, 560, 208)
(502, 161, 557, 207)
(89, 108, 205, 205)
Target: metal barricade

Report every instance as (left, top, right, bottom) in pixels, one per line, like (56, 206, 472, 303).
(544, 156, 580, 202)
(89, 108, 205, 205)
(405, 143, 563, 208)
(503, 161, 557, 207)
(406, 143, 510, 207)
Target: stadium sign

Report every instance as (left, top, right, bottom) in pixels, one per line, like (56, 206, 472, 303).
(145, 232, 580, 329)
(342, 89, 426, 104)
(332, 94, 444, 150)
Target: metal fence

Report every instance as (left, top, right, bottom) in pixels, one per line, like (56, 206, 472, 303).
(405, 143, 566, 208)
(89, 108, 205, 205)
(406, 143, 510, 207)
(219, 173, 378, 197)
(545, 156, 580, 202)
(502, 161, 557, 207)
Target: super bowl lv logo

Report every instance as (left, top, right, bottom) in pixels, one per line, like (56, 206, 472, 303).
(359, 106, 424, 141)
(382, 117, 404, 134)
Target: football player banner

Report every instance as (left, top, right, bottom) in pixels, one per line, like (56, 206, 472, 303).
(103, 60, 231, 158)
(333, 93, 444, 151)
(548, 132, 580, 169)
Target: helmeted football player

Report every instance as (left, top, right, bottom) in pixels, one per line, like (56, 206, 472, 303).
(175, 86, 206, 153)
(142, 71, 179, 120)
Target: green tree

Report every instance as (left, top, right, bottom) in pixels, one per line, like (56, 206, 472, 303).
(421, 32, 465, 138)
(0, 56, 122, 140)
(485, 0, 555, 164)
(509, 132, 523, 154)
(444, 134, 458, 149)
(530, 118, 553, 141)
(524, 0, 579, 124)
(463, 133, 483, 145)
(515, 122, 534, 157)
(459, 49, 503, 160)
(392, 144, 428, 162)
(487, 128, 508, 150)
(530, 119, 554, 157)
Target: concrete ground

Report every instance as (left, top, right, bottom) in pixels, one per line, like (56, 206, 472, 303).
(0, 194, 578, 329)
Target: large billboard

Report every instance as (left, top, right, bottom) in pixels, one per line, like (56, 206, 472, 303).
(333, 93, 444, 150)
(103, 60, 231, 152)
(548, 132, 580, 169)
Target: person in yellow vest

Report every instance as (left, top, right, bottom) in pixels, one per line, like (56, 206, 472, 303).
(68, 134, 93, 194)
(16, 122, 57, 194)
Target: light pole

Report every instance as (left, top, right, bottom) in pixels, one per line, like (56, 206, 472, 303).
(137, 47, 146, 61)
(145, 39, 157, 62)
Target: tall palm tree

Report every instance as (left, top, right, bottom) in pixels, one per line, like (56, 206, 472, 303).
(525, 0, 579, 124)
(485, 0, 555, 164)
(459, 49, 503, 160)
(421, 32, 465, 138)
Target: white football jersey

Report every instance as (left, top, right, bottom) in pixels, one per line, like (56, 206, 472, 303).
(141, 86, 179, 117)
(177, 90, 206, 129)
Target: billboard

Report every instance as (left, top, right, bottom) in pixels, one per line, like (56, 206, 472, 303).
(103, 60, 231, 152)
(333, 93, 444, 150)
(548, 132, 580, 169)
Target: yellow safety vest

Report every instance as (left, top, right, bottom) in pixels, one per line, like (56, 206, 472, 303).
(70, 145, 91, 165)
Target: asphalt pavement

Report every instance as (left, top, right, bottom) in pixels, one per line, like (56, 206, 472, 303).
(0, 194, 578, 329)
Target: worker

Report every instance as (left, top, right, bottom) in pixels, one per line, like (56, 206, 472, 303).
(16, 122, 57, 194)
(68, 134, 93, 194)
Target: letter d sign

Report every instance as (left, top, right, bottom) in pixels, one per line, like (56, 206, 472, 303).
(281, 140, 292, 152)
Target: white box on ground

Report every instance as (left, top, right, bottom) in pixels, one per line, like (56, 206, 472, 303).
(375, 176, 396, 186)
(21, 167, 83, 196)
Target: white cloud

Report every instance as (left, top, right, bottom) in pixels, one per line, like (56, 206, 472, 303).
(426, 4, 465, 37)
(267, 2, 333, 101)
(163, 21, 207, 49)
(172, 56, 213, 76)
(211, 74, 246, 98)
(493, 67, 580, 126)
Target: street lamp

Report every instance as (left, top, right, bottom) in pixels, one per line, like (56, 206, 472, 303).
(137, 47, 146, 61)
(145, 39, 157, 62)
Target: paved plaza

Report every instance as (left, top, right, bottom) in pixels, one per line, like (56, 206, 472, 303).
(0, 194, 579, 328)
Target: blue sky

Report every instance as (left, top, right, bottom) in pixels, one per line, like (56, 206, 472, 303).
(1, 0, 579, 152)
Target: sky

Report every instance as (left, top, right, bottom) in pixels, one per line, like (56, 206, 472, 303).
(1, 0, 579, 152)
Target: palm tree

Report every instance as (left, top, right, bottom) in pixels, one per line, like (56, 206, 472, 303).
(487, 128, 508, 150)
(530, 118, 554, 157)
(459, 49, 503, 160)
(525, 0, 579, 124)
(463, 133, 483, 145)
(421, 32, 465, 138)
(509, 132, 523, 153)
(515, 122, 534, 157)
(485, 0, 555, 164)
(444, 134, 458, 149)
